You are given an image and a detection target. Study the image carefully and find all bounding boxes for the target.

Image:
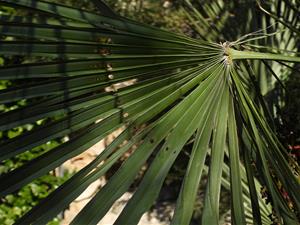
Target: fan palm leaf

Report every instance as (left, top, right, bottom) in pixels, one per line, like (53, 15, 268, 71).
(0, 0, 299, 224)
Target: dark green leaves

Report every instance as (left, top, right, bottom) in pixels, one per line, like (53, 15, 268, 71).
(0, 1, 299, 225)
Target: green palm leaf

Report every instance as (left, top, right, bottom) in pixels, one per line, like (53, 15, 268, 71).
(0, 0, 299, 224)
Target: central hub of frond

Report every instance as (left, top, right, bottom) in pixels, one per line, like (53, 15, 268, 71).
(221, 41, 233, 66)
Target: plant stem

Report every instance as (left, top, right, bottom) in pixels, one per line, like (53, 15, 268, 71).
(229, 49, 300, 63)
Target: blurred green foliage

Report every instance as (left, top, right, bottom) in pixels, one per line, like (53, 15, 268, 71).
(0, 170, 69, 225)
(107, 0, 192, 34)
(0, 130, 71, 225)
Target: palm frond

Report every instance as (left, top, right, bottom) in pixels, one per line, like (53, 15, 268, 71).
(0, 0, 299, 224)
